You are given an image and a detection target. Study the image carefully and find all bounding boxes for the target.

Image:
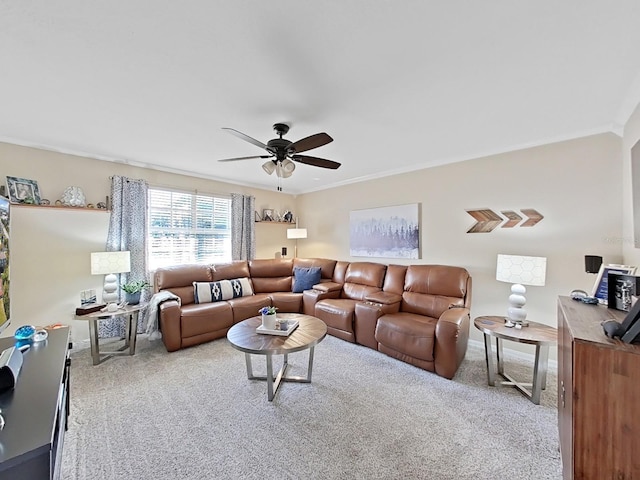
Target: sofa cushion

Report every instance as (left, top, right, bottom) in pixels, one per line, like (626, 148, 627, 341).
(292, 266, 322, 293)
(375, 313, 437, 362)
(193, 278, 253, 304)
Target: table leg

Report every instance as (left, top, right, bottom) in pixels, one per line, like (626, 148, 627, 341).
(244, 353, 254, 379)
(123, 313, 131, 349)
(306, 346, 315, 382)
(496, 337, 505, 376)
(88, 318, 101, 365)
(241, 349, 316, 401)
(482, 333, 496, 386)
(531, 344, 550, 404)
(128, 312, 139, 355)
(266, 353, 275, 401)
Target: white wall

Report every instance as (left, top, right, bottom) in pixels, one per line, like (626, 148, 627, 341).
(297, 133, 624, 359)
(622, 101, 640, 266)
(10, 206, 109, 344)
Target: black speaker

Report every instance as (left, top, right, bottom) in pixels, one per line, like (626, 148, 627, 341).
(585, 255, 603, 274)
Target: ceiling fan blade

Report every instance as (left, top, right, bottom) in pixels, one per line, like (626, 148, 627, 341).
(291, 155, 341, 170)
(218, 155, 272, 162)
(222, 128, 268, 150)
(288, 132, 333, 154)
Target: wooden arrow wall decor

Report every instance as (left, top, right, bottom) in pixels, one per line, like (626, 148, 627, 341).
(466, 208, 544, 233)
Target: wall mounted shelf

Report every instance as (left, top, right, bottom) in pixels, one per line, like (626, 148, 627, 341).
(12, 203, 110, 212)
(255, 221, 296, 225)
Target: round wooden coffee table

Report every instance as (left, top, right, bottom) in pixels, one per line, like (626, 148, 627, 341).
(227, 313, 327, 401)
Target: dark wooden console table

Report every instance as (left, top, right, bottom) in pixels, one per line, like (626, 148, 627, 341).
(0, 327, 71, 480)
(557, 296, 640, 479)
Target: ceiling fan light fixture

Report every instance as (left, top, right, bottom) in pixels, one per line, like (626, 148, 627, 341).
(262, 161, 276, 175)
(276, 159, 295, 178)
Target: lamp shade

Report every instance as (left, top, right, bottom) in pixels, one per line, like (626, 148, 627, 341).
(287, 228, 307, 239)
(262, 161, 276, 175)
(276, 159, 295, 178)
(91, 251, 131, 275)
(496, 254, 546, 287)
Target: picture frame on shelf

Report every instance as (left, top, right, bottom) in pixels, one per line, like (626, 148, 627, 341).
(262, 209, 274, 221)
(6, 176, 41, 205)
(592, 264, 636, 304)
(254, 210, 261, 222)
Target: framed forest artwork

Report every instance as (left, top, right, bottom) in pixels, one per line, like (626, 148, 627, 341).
(350, 203, 420, 259)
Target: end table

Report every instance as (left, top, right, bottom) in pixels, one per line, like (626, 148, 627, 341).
(474, 315, 557, 404)
(75, 303, 147, 365)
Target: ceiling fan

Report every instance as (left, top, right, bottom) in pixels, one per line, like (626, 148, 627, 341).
(218, 123, 341, 190)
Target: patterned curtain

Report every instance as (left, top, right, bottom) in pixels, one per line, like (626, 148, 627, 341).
(98, 176, 150, 338)
(231, 193, 255, 261)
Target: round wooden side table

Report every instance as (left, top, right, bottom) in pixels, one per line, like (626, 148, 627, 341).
(474, 315, 557, 404)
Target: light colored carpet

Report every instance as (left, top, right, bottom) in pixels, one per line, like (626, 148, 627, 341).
(61, 334, 562, 480)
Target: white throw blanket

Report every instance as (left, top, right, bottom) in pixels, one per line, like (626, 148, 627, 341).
(144, 291, 181, 340)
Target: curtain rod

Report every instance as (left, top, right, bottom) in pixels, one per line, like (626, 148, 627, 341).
(109, 176, 235, 198)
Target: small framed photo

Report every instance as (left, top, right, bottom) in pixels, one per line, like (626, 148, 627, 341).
(592, 264, 636, 304)
(262, 209, 274, 221)
(6, 176, 41, 205)
(254, 210, 261, 222)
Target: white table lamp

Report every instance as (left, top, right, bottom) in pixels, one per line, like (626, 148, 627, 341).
(286, 225, 307, 258)
(496, 254, 547, 328)
(91, 251, 131, 309)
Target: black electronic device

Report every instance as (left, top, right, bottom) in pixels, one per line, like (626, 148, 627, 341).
(0, 345, 24, 393)
(601, 296, 640, 343)
(607, 273, 640, 312)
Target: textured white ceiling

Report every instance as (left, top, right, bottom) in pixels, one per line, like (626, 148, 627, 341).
(1, 1, 640, 194)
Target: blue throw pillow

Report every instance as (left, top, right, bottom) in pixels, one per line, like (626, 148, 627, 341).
(292, 266, 322, 293)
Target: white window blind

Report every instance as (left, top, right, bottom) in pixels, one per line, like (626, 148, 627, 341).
(148, 188, 232, 270)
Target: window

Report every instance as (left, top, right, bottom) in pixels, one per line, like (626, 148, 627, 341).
(148, 188, 232, 270)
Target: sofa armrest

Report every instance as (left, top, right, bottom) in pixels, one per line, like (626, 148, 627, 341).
(158, 300, 182, 352)
(434, 307, 470, 379)
(354, 302, 383, 349)
(302, 287, 341, 315)
(312, 281, 342, 293)
(365, 291, 402, 306)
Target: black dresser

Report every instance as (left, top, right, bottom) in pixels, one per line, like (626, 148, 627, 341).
(0, 327, 71, 480)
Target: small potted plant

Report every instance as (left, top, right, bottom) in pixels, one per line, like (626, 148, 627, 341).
(259, 306, 278, 329)
(121, 280, 150, 305)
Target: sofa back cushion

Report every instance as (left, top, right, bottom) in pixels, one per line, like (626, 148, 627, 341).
(193, 278, 254, 304)
(249, 259, 293, 293)
(293, 258, 338, 282)
(212, 261, 250, 281)
(401, 265, 471, 318)
(341, 262, 387, 301)
(382, 264, 408, 295)
(154, 263, 214, 305)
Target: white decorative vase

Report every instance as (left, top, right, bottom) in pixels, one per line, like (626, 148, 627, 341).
(61, 186, 86, 207)
(262, 313, 277, 330)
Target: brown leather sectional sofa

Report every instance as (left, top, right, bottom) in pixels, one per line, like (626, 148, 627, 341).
(154, 258, 472, 379)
